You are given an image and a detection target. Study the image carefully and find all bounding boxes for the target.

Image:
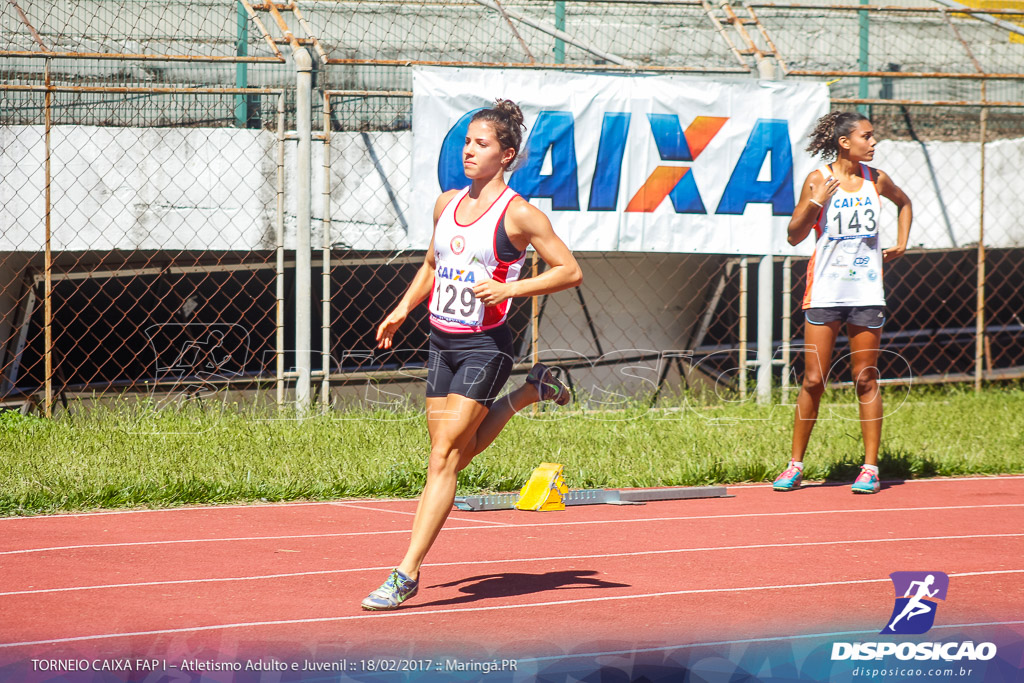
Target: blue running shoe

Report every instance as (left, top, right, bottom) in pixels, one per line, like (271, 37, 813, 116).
(772, 464, 803, 491)
(852, 466, 880, 494)
(526, 363, 570, 405)
(361, 569, 419, 611)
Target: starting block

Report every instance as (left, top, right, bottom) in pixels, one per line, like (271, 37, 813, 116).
(453, 462, 732, 512)
(513, 462, 569, 511)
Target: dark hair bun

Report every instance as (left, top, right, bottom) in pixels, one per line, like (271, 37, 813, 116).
(492, 98, 525, 132)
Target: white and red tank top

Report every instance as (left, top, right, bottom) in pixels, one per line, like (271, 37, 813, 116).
(802, 163, 886, 309)
(428, 186, 527, 333)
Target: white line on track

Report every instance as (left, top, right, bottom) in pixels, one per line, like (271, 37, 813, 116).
(0, 501, 341, 521)
(1, 570, 1019, 649)
(736, 474, 1024, 489)
(2, 502, 1022, 556)
(0, 475, 1020, 522)
(329, 502, 512, 526)
(516, 620, 1024, 665)
(0, 533, 1020, 597)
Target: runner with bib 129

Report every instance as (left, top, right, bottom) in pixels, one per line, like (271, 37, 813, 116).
(773, 111, 913, 495)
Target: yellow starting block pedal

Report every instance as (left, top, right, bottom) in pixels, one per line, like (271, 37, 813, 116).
(514, 462, 569, 511)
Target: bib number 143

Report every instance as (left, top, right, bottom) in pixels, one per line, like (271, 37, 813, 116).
(830, 208, 877, 239)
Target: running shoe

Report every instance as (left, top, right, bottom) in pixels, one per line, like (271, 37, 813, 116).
(772, 464, 803, 491)
(852, 466, 880, 494)
(360, 568, 419, 611)
(526, 362, 571, 406)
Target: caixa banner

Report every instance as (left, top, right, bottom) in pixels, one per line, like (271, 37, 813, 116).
(410, 67, 828, 255)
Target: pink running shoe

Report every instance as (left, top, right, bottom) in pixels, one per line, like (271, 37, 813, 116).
(852, 466, 880, 494)
(772, 464, 803, 491)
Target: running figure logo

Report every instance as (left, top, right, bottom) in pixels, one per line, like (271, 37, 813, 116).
(881, 571, 949, 635)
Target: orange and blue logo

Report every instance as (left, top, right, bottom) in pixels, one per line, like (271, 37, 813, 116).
(438, 110, 795, 216)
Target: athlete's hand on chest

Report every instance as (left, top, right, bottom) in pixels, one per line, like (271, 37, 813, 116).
(472, 279, 514, 306)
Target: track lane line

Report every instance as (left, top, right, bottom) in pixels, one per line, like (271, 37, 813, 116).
(3, 502, 1022, 556)
(517, 619, 1024, 665)
(2, 570, 1019, 649)
(329, 502, 512, 526)
(3, 532, 1020, 598)
(0, 475, 1020, 523)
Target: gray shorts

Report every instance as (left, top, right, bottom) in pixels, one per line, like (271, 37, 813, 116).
(804, 306, 886, 329)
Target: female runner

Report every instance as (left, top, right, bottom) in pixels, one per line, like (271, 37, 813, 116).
(773, 111, 912, 494)
(361, 99, 583, 609)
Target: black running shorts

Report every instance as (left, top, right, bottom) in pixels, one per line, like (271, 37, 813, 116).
(426, 325, 515, 407)
(804, 306, 886, 329)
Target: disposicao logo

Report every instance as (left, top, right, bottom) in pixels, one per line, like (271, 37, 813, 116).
(830, 571, 997, 664)
(882, 571, 949, 635)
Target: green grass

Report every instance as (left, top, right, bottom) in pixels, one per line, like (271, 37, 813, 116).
(1, 384, 1022, 516)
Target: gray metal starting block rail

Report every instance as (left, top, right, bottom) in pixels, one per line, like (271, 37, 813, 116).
(453, 485, 730, 511)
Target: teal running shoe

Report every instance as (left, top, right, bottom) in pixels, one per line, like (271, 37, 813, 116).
(772, 464, 803, 491)
(852, 467, 880, 494)
(361, 569, 419, 611)
(526, 363, 570, 405)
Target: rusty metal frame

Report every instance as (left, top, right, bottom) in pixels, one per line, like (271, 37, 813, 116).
(323, 57, 751, 73)
(700, 0, 756, 70)
(3, 0, 286, 63)
(746, 2, 1024, 14)
(832, 97, 1024, 107)
(0, 51, 284, 63)
(493, 0, 537, 63)
(1, 84, 283, 95)
(6, 0, 46, 51)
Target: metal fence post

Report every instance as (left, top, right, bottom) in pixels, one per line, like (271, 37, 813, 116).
(858, 0, 870, 116)
(321, 93, 332, 407)
(554, 1, 566, 62)
(976, 89, 987, 392)
(756, 254, 773, 404)
(738, 257, 748, 399)
(781, 256, 792, 403)
(276, 93, 286, 409)
(43, 58, 53, 417)
(295, 48, 313, 411)
(235, 1, 248, 127)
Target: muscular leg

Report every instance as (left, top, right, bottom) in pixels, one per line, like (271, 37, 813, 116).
(849, 324, 883, 466)
(792, 320, 840, 461)
(456, 383, 541, 470)
(396, 394, 489, 581)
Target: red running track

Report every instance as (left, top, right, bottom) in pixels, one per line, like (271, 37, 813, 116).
(0, 476, 1022, 667)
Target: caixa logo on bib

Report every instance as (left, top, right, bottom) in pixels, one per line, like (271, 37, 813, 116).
(883, 571, 949, 635)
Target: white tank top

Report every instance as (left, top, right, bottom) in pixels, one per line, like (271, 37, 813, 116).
(803, 164, 886, 309)
(428, 186, 526, 333)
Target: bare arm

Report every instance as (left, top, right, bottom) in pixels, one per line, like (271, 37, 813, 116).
(472, 198, 583, 306)
(788, 169, 840, 246)
(875, 169, 913, 262)
(375, 191, 456, 349)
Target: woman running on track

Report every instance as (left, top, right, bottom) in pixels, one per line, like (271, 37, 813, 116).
(773, 111, 912, 495)
(361, 99, 583, 610)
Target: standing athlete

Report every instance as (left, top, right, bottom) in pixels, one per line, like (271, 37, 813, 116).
(361, 99, 583, 610)
(773, 111, 912, 494)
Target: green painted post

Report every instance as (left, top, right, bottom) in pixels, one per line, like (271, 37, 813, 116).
(858, 0, 869, 116)
(555, 1, 565, 63)
(235, 1, 248, 127)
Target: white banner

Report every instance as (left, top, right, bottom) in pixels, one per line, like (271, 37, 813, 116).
(410, 67, 830, 255)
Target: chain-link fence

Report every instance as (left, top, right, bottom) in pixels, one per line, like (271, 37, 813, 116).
(2, 0, 1023, 415)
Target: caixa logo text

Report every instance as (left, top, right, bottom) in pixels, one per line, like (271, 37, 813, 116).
(438, 110, 794, 216)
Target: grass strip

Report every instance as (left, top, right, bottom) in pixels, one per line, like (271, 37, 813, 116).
(1, 384, 1022, 516)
